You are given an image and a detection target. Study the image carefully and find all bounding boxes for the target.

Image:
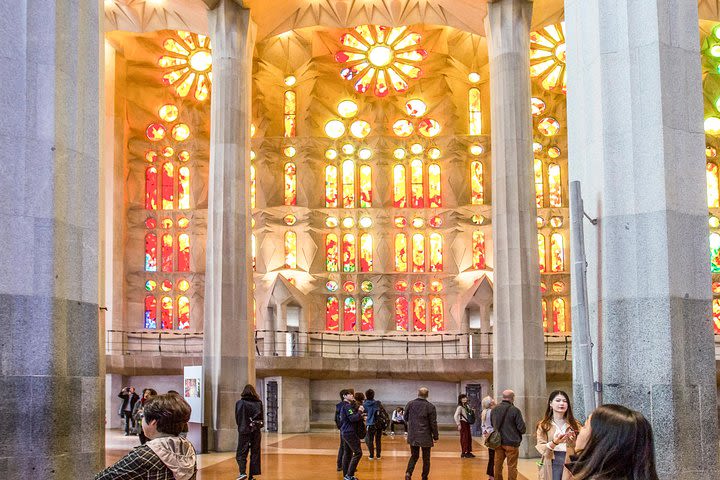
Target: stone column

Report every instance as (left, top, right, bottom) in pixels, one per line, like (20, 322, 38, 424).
(203, 0, 257, 451)
(0, 0, 103, 477)
(485, 0, 547, 457)
(566, 1, 719, 477)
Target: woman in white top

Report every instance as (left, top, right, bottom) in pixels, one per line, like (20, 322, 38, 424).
(454, 394, 475, 458)
(535, 390, 581, 480)
(480, 396, 495, 480)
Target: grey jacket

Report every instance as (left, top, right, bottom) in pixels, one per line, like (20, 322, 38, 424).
(404, 398, 439, 447)
(490, 400, 526, 447)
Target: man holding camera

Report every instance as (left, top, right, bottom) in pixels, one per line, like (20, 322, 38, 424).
(119, 386, 140, 435)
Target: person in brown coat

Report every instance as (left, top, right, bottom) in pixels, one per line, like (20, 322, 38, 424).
(404, 387, 439, 480)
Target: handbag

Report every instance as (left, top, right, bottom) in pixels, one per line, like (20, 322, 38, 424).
(485, 406, 510, 449)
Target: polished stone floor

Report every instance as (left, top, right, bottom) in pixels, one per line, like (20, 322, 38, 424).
(106, 429, 532, 479)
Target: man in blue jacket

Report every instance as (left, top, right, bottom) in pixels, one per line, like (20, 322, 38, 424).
(334, 389, 353, 471)
(363, 388, 384, 459)
(339, 389, 365, 480)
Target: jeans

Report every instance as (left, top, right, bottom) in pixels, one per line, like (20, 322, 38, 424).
(337, 432, 344, 470)
(486, 447, 495, 476)
(493, 445, 519, 480)
(236, 430, 262, 476)
(365, 424, 382, 458)
(552, 451, 566, 480)
(341, 432, 363, 477)
(122, 411, 134, 434)
(406, 445, 431, 480)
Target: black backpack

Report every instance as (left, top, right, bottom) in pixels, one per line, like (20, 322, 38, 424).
(465, 407, 476, 425)
(334, 405, 343, 430)
(374, 403, 390, 431)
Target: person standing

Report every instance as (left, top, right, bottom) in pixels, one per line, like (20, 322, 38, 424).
(334, 389, 352, 472)
(118, 386, 140, 436)
(491, 390, 526, 480)
(133, 388, 158, 444)
(536, 391, 581, 480)
(480, 396, 497, 480)
(454, 393, 476, 458)
(339, 389, 365, 480)
(391, 407, 406, 435)
(235, 384, 264, 480)
(363, 388, 385, 460)
(404, 387, 439, 480)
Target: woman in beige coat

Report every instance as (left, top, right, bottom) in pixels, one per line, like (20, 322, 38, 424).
(535, 391, 581, 480)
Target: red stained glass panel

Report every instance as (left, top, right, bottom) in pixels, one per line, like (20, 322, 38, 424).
(161, 233, 173, 272)
(412, 297, 426, 332)
(177, 296, 190, 330)
(344, 297, 357, 331)
(326, 234, 339, 272)
(161, 162, 174, 210)
(161, 296, 173, 329)
(178, 233, 190, 272)
(430, 297, 444, 332)
(145, 233, 157, 272)
(144, 295, 157, 329)
(395, 297, 409, 331)
(361, 297, 374, 331)
(326, 296, 339, 331)
(146, 167, 158, 210)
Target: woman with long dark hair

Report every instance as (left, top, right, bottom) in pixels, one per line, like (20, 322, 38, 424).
(454, 394, 475, 458)
(536, 391, 581, 480)
(235, 384, 264, 480)
(567, 404, 659, 480)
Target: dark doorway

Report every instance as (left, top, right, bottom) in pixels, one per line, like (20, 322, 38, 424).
(266, 381, 279, 432)
(465, 383, 483, 436)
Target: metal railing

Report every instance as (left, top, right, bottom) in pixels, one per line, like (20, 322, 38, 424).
(106, 329, 204, 355)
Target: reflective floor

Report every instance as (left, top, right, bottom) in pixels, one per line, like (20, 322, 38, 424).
(106, 429, 533, 479)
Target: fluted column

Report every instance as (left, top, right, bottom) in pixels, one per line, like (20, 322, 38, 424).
(566, 1, 718, 477)
(203, 0, 256, 451)
(485, 0, 546, 457)
(0, 0, 103, 477)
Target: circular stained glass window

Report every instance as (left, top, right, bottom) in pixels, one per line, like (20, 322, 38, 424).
(531, 97, 546, 116)
(358, 148, 372, 160)
(284, 75, 297, 86)
(178, 150, 190, 162)
(393, 148, 406, 160)
(538, 117, 560, 136)
(146, 123, 166, 141)
(284, 146, 297, 157)
(713, 281, 720, 294)
(552, 281, 565, 293)
(145, 217, 157, 229)
(343, 281, 356, 294)
(161, 280, 173, 292)
(410, 143, 423, 155)
(177, 217, 189, 228)
(412, 217, 424, 228)
(412, 281, 425, 293)
(162, 218, 173, 229)
(145, 280, 157, 292)
(707, 117, 720, 135)
(392, 119, 414, 137)
(284, 214, 297, 226)
(468, 72, 481, 83)
(342, 143, 355, 155)
(358, 217, 372, 228)
(548, 146, 561, 158)
(395, 280, 408, 292)
(177, 279, 190, 292)
(405, 99, 427, 118)
(326, 280, 339, 292)
(162, 146, 174, 157)
(550, 216, 563, 228)
(158, 104, 179, 122)
(707, 146, 717, 158)
(429, 216, 442, 228)
(145, 151, 158, 163)
(350, 120, 371, 138)
(394, 216, 408, 228)
(172, 123, 191, 141)
(427, 148, 441, 160)
(342, 217, 355, 228)
(472, 215, 485, 225)
(710, 216, 720, 229)
(418, 118, 441, 137)
(469, 144, 484, 156)
(430, 280, 443, 292)
(325, 120, 346, 138)
(250, 150, 256, 160)
(338, 100, 359, 118)
(540, 282, 547, 294)
(361, 281, 373, 293)
(326, 216, 339, 228)
(325, 148, 338, 160)
(537, 216, 545, 228)
(533, 142, 543, 153)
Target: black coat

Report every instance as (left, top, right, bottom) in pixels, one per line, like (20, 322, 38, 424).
(490, 400, 526, 447)
(118, 391, 139, 412)
(235, 397, 264, 434)
(404, 398, 439, 447)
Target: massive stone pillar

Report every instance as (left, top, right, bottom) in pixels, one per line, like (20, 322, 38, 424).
(485, 0, 546, 457)
(203, 0, 257, 452)
(0, 0, 103, 477)
(566, 1, 719, 477)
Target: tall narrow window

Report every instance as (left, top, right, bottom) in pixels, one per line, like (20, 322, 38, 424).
(395, 233, 408, 272)
(326, 234, 339, 272)
(284, 162, 297, 206)
(412, 233, 425, 272)
(429, 233, 442, 272)
(395, 297, 409, 331)
(713, 298, 720, 334)
(711, 233, 720, 273)
(145, 166, 158, 210)
(538, 234, 547, 273)
(471, 161, 484, 205)
(342, 160, 355, 208)
(161, 233, 173, 272)
(284, 231, 297, 268)
(326, 296, 340, 331)
(252, 234, 256, 271)
(178, 233, 190, 272)
(145, 233, 157, 272)
(534, 159, 544, 207)
(250, 164, 256, 209)
(144, 295, 157, 329)
(343, 297, 357, 331)
(161, 296, 173, 329)
(412, 297, 426, 332)
(161, 162, 174, 210)
(430, 297, 444, 332)
(360, 233, 373, 272)
(548, 163, 562, 207)
(325, 165, 338, 207)
(359, 165, 372, 208)
(410, 159, 424, 208)
(342, 234, 356, 272)
(284, 90, 296, 137)
(469, 87, 482, 135)
(472, 231, 485, 269)
(178, 166, 190, 209)
(428, 163, 441, 207)
(708, 163, 719, 208)
(552, 298, 567, 332)
(550, 233, 564, 272)
(393, 164, 407, 208)
(542, 299, 548, 332)
(177, 296, 190, 330)
(361, 297, 374, 331)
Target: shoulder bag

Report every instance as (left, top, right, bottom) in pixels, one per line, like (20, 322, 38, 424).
(485, 406, 510, 449)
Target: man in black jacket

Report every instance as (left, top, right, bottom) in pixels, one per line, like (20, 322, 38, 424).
(490, 390, 526, 480)
(118, 387, 140, 435)
(404, 387, 439, 480)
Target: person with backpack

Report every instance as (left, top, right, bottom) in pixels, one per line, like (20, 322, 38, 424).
(363, 389, 389, 460)
(454, 393, 476, 458)
(235, 384, 264, 480)
(334, 389, 352, 471)
(339, 389, 365, 480)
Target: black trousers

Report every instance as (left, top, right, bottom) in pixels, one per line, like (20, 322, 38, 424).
(337, 433, 344, 470)
(122, 411, 134, 434)
(341, 432, 363, 477)
(486, 446, 495, 476)
(365, 424, 382, 458)
(391, 420, 406, 433)
(406, 445, 432, 480)
(236, 430, 262, 476)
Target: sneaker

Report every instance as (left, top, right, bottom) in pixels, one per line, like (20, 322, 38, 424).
(466, 452, 476, 458)
(369, 456, 374, 460)
(460, 453, 467, 458)
(389, 432, 395, 436)
(236, 475, 248, 480)
(376, 456, 381, 459)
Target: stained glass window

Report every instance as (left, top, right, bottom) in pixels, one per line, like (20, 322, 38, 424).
(161, 296, 173, 329)
(343, 234, 356, 272)
(344, 297, 357, 331)
(395, 233, 408, 272)
(428, 164, 441, 207)
(412, 233, 425, 272)
(473, 231, 486, 269)
(471, 161, 484, 205)
(713, 298, 720, 334)
(284, 162, 297, 206)
(178, 233, 190, 272)
(534, 159, 544, 207)
(410, 159, 424, 208)
(161, 162, 174, 210)
(250, 164, 256, 209)
(550, 233, 564, 272)
(177, 296, 190, 329)
(144, 295, 157, 329)
(284, 231, 297, 268)
(395, 297, 409, 331)
(326, 234, 339, 272)
(361, 297, 374, 331)
(708, 163, 719, 208)
(359, 165, 372, 208)
(252, 234, 256, 271)
(542, 299, 548, 332)
(430, 297, 444, 332)
(284, 90, 296, 137)
(146, 167, 158, 210)
(412, 297, 426, 331)
(178, 166, 190, 209)
(539, 234, 547, 273)
(711, 233, 720, 273)
(429, 233, 442, 272)
(469, 87, 482, 135)
(342, 160, 355, 208)
(360, 233, 373, 272)
(161, 233, 173, 272)
(393, 164, 407, 207)
(326, 165, 338, 207)
(552, 298, 567, 332)
(326, 296, 340, 331)
(548, 163, 562, 207)
(145, 233, 157, 272)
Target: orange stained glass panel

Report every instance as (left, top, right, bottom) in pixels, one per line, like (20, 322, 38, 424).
(161, 163, 174, 210)
(429, 233, 442, 272)
(252, 234, 256, 271)
(395, 297, 409, 331)
(360, 233, 373, 272)
(393, 164, 407, 207)
(548, 163, 562, 207)
(538, 234, 547, 273)
(550, 233, 564, 272)
(284, 231, 297, 269)
(535, 159, 544, 207)
(361, 297, 374, 331)
(178, 166, 190, 210)
(161, 296, 173, 329)
(284, 162, 297, 206)
(708, 163, 719, 208)
(326, 234, 339, 272)
(177, 296, 190, 330)
(161, 233, 173, 272)
(325, 165, 339, 207)
(412, 297, 426, 332)
(713, 299, 720, 334)
(326, 296, 340, 331)
(342, 160, 355, 208)
(410, 159, 424, 208)
(471, 161, 484, 205)
(178, 233, 190, 272)
(359, 165, 372, 208)
(344, 297, 357, 331)
(430, 297, 444, 332)
(250, 164, 256, 209)
(469, 87, 482, 135)
(552, 298, 566, 332)
(342, 233, 356, 272)
(472, 231, 486, 269)
(284, 91, 296, 137)
(428, 163, 441, 207)
(144, 295, 157, 329)
(146, 167, 158, 210)
(395, 233, 408, 272)
(542, 299, 548, 332)
(145, 233, 157, 272)
(412, 233, 425, 272)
